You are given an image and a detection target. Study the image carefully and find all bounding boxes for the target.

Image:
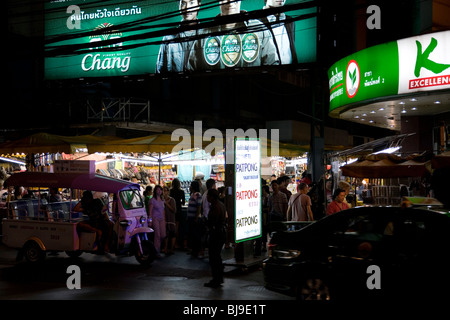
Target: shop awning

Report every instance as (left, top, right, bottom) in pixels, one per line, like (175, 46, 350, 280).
(327, 133, 415, 160)
(88, 134, 195, 154)
(340, 153, 432, 178)
(0, 132, 196, 155)
(88, 134, 310, 157)
(0, 133, 117, 154)
(0, 132, 312, 158)
(260, 138, 309, 158)
(431, 151, 450, 169)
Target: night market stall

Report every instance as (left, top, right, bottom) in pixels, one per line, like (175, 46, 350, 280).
(340, 153, 432, 206)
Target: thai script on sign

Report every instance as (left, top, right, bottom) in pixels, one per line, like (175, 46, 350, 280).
(330, 87, 343, 102)
(364, 76, 381, 87)
(329, 69, 343, 89)
(70, 5, 142, 22)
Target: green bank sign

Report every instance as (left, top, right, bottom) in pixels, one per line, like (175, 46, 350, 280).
(328, 31, 450, 112)
(45, 0, 317, 80)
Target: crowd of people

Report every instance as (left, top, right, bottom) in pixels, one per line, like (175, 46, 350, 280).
(1, 168, 353, 288)
(142, 172, 353, 286)
(260, 174, 353, 233)
(263, 174, 351, 221)
(144, 176, 228, 288)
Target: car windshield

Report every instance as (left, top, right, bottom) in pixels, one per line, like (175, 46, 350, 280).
(119, 189, 143, 210)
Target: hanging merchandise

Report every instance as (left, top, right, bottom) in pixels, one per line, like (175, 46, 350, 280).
(271, 157, 286, 177)
(210, 164, 225, 182)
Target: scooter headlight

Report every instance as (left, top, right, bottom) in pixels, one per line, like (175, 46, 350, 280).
(140, 216, 147, 225)
(120, 219, 131, 226)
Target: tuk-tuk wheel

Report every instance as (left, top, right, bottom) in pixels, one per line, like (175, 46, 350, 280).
(23, 240, 46, 263)
(135, 240, 156, 267)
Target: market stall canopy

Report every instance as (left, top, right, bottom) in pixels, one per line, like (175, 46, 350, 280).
(4, 171, 138, 193)
(0, 133, 117, 154)
(0, 132, 322, 158)
(88, 134, 194, 154)
(88, 134, 310, 157)
(328, 133, 415, 160)
(260, 138, 308, 158)
(340, 153, 432, 178)
(431, 151, 450, 169)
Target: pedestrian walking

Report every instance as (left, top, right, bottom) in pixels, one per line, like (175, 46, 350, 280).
(269, 179, 288, 222)
(170, 178, 186, 249)
(148, 185, 166, 257)
(187, 180, 203, 257)
(144, 185, 153, 216)
(204, 189, 227, 288)
(287, 182, 314, 223)
(163, 185, 177, 254)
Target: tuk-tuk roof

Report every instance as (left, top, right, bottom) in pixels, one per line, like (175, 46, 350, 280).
(5, 172, 140, 194)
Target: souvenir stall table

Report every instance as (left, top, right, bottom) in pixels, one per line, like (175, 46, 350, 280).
(340, 153, 432, 206)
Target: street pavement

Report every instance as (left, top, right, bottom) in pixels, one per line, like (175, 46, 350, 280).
(0, 242, 420, 317)
(0, 242, 293, 301)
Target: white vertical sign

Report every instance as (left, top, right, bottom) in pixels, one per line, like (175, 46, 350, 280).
(234, 138, 261, 243)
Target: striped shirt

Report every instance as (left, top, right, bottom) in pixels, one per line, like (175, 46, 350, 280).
(187, 192, 202, 218)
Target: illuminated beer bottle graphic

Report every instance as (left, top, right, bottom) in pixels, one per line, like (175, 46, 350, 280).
(242, 33, 260, 63)
(204, 37, 221, 66)
(221, 34, 242, 67)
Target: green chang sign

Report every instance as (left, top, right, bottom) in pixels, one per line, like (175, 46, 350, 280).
(45, 1, 151, 79)
(45, 0, 317, 80)
(328, 30, 450, 113)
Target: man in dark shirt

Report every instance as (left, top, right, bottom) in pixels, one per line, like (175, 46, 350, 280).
(269, 180, 288, 221)
(277, 175, 292, 202)
(204, 189, 227, 288)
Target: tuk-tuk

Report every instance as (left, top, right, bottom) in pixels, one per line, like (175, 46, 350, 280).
(2, 171, 156, 266)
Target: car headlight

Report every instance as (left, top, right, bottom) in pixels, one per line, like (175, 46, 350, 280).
(272, 249, 301, 260)
(140, 216, 146, 225)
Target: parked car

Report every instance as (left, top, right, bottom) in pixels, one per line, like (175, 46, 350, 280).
(263, 206, 450, 301)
